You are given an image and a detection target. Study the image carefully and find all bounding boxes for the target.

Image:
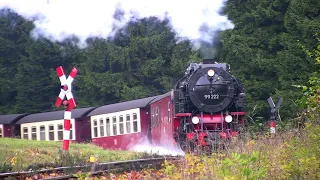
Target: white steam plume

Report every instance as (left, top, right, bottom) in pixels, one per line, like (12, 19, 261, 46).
(127, 136, 185, 156)
(0, 0, 234, 47)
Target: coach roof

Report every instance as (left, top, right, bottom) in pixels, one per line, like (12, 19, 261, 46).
(87, 96, 158, 116)
(16, 107, 95, 124)
(0, 114, 27, 124)
(149, 92, 171, 104)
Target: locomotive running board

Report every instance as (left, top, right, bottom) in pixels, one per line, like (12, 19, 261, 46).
(175, 113, 192, 117)
(230, 112, 246, 116)
(174, 112, 246, 117)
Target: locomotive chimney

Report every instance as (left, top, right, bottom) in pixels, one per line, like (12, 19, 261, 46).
(202, 58, 217, 64)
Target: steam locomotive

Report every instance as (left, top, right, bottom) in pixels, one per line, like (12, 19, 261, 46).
(173, 59, 246, 152)
(0, 58, 246, 155)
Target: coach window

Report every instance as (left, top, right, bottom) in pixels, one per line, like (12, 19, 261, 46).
(58, 124, 63, 140)
(23, 127, 28, 139)
(100, 118, 104, 137)
(133, 113, 138, 132)
(152, 108, 155, 127)
(106, 117, 110, 136)
(168, 102, 171, 122)
(40, 126, 45, 141)
(49, 125, 54, 140)
(126, 114, 131, 133)
(93, 119, 98, 138)
(31, 126, 37, 140)
(112, 116, 117, 135)
(156, 107, 159, 127)
(119, 115, 124, 134)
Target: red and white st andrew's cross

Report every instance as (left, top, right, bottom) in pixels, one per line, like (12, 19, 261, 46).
(55, 66, 78, 150)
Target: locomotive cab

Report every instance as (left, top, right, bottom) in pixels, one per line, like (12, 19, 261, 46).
(173, 59, 246, 152)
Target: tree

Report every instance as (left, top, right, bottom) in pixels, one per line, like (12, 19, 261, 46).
(14, 38, 62, 113)
(220, 0, 319, 121)
(76, 16, 199, 104)
(0, 9, 33, 113)
(295, 35, 320, 121)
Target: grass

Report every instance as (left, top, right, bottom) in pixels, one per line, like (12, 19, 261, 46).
(0, 138, 150, 172)
(61, 123, 320, 179)
(157, 122, 320, 180)
(1, 122, 320, 179)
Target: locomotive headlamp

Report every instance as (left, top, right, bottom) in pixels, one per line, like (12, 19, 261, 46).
(192, 116, 200, 124)
(225, 115, 233, 123)
(207, 69, 215, 77)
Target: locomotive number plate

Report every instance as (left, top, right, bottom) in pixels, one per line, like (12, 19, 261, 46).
(204, 94, 220, 99)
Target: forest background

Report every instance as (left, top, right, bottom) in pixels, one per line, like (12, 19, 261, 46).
(0, 0, 319, 127)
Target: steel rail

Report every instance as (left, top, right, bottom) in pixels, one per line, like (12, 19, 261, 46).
(0, 156, 182, 179)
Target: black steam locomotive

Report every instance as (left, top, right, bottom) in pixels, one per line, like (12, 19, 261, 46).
(173, 59, 246, 152)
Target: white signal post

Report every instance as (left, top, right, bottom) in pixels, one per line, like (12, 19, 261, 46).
(270, 121, 276, 134)
(267, 97, 283, 137)
(55, 66, 78, 151)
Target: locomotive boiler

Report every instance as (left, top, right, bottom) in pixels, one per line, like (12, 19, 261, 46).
(173, 59, 246, 152)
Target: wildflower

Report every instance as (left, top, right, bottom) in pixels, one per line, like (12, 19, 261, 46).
(109, 173, 116, 180)
(10, 157, 16, 166)
(156, 171, 163, 176)
(247, 140, 256, 148)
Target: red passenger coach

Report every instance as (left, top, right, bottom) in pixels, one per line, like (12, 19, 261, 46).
(149, 92, 176, 148)
(16, 107, 95, 143)
(87, 96, 157, 150)
(0, 59, 249, 155)
(0, 114, 27, 138)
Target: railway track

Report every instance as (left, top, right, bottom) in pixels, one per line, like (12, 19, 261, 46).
(0, 156, 182, 180)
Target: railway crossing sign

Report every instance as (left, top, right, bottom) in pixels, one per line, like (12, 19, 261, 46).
(55, 66, 78, 151)
(56, 66, 78, 109)
(267, 96, 283, 135)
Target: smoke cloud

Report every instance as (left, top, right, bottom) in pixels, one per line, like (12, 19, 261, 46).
(0, 0, 234, 49)
(127, 136, 185, 156)
(198, 29, 223, 59)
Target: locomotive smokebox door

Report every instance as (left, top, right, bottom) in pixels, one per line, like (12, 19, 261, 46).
(188, 66, 235, 113)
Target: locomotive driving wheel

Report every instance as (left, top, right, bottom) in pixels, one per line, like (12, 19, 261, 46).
(179, 139, 194, 154)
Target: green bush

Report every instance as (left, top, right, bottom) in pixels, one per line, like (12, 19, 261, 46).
(280, 123, 320, 179)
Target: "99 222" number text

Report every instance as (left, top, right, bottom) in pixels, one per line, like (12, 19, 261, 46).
(204, 94, 220, 99)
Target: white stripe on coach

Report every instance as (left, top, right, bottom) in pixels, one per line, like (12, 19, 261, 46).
(63, 130, 70, 140)
(64, 111, 71, 120)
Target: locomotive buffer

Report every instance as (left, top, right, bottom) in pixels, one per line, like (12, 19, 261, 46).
(267, 96, 283, 135)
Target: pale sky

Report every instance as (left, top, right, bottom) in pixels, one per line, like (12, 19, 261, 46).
(0, 0, 234, 48)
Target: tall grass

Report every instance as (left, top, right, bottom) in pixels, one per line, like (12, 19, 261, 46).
(159, 123, 320, 180)
(0, 138, 148, 172)
(2, 125, 319, 179)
